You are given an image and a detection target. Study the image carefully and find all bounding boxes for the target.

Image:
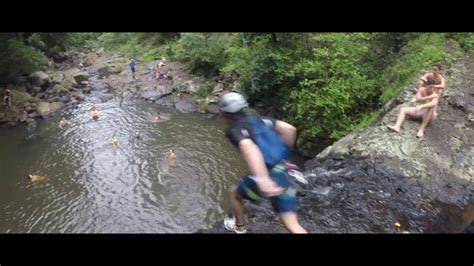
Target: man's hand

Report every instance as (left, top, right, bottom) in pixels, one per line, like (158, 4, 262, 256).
(254, 177, 284, 197)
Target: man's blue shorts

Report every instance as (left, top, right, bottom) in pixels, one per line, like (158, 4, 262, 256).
(237, 163, 296, 213)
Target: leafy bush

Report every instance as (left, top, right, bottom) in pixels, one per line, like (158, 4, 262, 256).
(380, 33, 454, 102)
(177, 33, 232, 77)
(0, 37, 47, 83)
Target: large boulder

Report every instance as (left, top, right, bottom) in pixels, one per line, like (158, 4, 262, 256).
(140, 85, 170, 101)
(0, 107, 23, 124)
(53, 84, 70, 94)
(9, 90, 32, 108)
(85, 52, 97, 66)
(73, 72, 90, 83)
(174, 94, 198, 113)
(27, 71, 50, 87)
(59, 68, 80, 89)
(97, 63, 123, 79)
(207, 104, 220, 115)
(49, 71, 65, 85)
(36, 101, 64, 117)
(71, 91, 86, 101)
(29, 86, 42, 94)
(19, 111, 28, 122)
(52, 52, 68, 63)
(155, 95, 175, 107)
(97, 66, 110, 79)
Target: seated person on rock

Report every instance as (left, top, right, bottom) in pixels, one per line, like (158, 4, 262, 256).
(387, 78, 441, 138)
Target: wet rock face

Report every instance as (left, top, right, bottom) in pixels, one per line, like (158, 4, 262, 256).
(174, 94, 198, 113)
(200, 156, 473, 234)
(299, 157, 473, 233)
(140, 85, 169, 102)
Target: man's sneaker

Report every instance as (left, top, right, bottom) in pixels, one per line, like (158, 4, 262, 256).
(224, 216, 247, 234)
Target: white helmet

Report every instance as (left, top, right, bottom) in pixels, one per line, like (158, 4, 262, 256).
(219, 92, 248, 113)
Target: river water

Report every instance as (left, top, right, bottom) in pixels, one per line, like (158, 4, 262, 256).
(0, 91, 252, 233)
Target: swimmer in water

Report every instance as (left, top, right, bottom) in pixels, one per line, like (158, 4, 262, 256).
(90, 107, 99, 120)
(167, 149, 177, 167)
(151, 112, 161, 122)
(59, 117, 69, 129)
(28, 174, 47, 182)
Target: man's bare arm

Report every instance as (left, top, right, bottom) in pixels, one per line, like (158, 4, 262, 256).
(274, 120, 297, 148)
(432, 76, 445, 89)
(238, 139, 284, 196)
(417, 95, 440, 109)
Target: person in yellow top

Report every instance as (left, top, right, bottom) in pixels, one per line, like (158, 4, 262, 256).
(111, 139, 119, 147)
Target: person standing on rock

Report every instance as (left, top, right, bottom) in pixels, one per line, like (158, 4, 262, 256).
(129, 59, 137, 80)
(4, 89, 12, 109)
(219, 92, 307, 234)
(387, 78, 442, 138)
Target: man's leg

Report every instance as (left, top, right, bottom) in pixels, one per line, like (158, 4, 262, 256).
(228, 185, 245, 226)
(416, 107, 435, 138)
(387, 107, 418, 132)
(279, 212, 308, 233)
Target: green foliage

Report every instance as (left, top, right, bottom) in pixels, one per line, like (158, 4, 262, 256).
(177, 33, 232, 77)
(68, 32, 102, 47)
(98, 33, 181, 61)
(197, 98, 210, 112)
(223, 33, 312, 102)
(0, 37, 47, 82)
(98, 32, 135, 52)
(193, 80, 215, 99)
(190, 80, 216, 112)
(353, 111, 380, 131)
(380, 33, 454, 102)
(135, 32, 180, 45)
(450, 32, 474, 57)
(0, 32, 102, 84)
(142, 41, 180, 62)
(284, 33, 380, 140)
